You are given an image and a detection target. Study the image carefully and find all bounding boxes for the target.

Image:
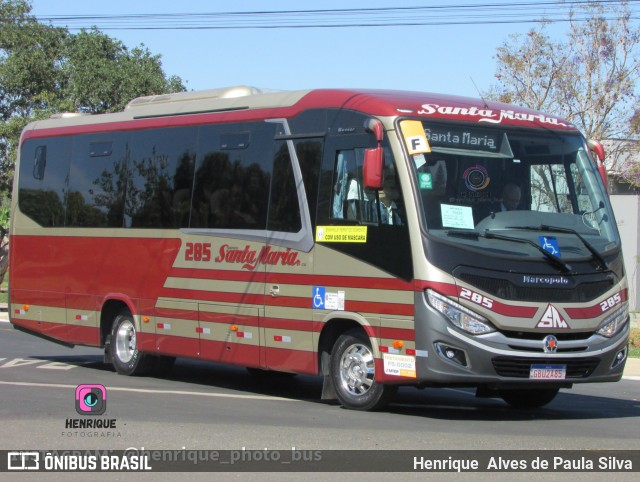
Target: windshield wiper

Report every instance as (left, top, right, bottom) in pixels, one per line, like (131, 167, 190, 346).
(446, 229, 572, 272)
(507, 224, 608, 271)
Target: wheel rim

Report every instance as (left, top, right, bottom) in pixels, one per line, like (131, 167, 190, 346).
(115, 319, 136, 364)
(338, 342, 375, 396)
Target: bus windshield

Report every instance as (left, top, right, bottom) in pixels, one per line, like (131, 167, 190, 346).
(410, 121, 620, 260)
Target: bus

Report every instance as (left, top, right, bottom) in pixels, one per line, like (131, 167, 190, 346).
(9, 86, 630, 410)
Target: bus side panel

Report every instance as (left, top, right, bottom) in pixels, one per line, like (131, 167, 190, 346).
(10, 235, 183, 348)
(199, 304, 261, 368)
(66, 292, 100, 346)
(153, 302, 199, 359)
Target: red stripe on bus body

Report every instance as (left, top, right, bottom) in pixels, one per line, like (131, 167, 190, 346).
(565, 289, 628, 319)
(263, 347, 317, 375)
(262, 317, 315, 332)
(378, 327, 415, 341)
(414, 280, 458, 296)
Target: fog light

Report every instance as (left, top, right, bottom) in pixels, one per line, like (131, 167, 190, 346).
(435, 342, 468, 368)
(612, 347, 627, 369)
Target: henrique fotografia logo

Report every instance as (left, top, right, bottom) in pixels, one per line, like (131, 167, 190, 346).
(75, 384, 107, 415)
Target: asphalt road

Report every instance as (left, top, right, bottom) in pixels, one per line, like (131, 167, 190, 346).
(1, 321, 639, 480)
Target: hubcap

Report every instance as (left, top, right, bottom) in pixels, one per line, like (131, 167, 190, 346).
(339, 343, 375, 396)
(115, 319, 136, 364)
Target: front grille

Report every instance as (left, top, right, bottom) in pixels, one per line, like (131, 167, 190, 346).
(492, 357, 600, 378)
(458, 273, 612, 302)
(501, 330, 593, 341)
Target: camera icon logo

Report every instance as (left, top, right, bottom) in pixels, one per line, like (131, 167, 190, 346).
(75, 384, 107, 415)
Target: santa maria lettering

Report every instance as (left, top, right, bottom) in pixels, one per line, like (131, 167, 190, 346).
(215, 244, 301, 271)
(417, 103, 570, 127)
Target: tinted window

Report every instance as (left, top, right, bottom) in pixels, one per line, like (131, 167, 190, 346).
(66, 132, 129, 227)
(126, 127, 196, 228)
(268, 141, 301, 232)
(192, 122, 273, 229)
(18, 137, 70, 227)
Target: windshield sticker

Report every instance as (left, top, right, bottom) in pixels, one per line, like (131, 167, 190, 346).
(316, 226, 367, 243)
(441, 204, 474, 229)
(312, 286, 345, 310)
(539, 236, 561, 257)
(401, 120, 431, 154)
(413, 153, 427, 169)
(419, 173, 432, 190)
(463, 165, 490, 191)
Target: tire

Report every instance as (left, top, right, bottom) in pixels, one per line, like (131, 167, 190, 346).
(499, 388, 560, 409)
(109, 311, 155, 376)
(330, 331, 397, 411)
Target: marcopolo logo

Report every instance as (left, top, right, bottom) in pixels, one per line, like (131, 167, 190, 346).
(75, 384, 107, 415)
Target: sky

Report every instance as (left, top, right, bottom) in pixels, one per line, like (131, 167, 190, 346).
(26, 1, 617, 99)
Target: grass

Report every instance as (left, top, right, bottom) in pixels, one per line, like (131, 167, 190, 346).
(629, 327, 640, 359)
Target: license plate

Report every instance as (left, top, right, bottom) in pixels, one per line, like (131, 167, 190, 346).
(529, 364, 566, 380)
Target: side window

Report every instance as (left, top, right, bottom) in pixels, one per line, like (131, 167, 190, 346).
(18, 138, 70, 227)
(127, 127, 196, 228)
(67, 133, 129, 228)
(331, 147, 402, 225)
(192, 122, 272, 229)
(332, 149, 377, 222)
(268, 141, 301, 232)
(377, 156, 404, 226)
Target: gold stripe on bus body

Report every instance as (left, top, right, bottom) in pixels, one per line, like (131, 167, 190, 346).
(10, 304, 66, 325)
(163, 277, 264, 298)
(380, 317, 415, 330)
(155, 316, 198, 339)
(66, 311, 97, 329)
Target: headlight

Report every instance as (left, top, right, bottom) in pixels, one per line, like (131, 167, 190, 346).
(426, 289, 495, 335)
(597, 303, 629, 338)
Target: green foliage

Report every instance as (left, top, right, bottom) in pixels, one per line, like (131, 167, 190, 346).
(0, 194, 9, 233)
(0, 0, 186, 196)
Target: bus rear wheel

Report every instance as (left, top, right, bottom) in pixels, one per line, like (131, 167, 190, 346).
(109, 311, 155, 376)
(330, 331, 397, 411)
(499, 388, 560, 409)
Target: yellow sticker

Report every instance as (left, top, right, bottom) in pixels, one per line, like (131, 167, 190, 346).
(316, 226, 368, 243)
(401, 120, 431, 154)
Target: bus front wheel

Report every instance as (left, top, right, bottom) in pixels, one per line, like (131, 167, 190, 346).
(109, 311, 155, 376)
(330, 331, 397, 411)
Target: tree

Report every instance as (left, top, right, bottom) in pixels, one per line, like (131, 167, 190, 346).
(0, 0, 185, 195)
(488, 1, 640, 186)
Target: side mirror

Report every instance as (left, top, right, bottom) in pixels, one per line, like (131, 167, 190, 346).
(363, 146, 384, 190)
(587, 139, 607, 188)
(363, 118, 384, 190)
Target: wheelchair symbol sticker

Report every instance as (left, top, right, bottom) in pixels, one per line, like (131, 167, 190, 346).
(539, 236, 560, 257)
(312, 286, 326, 309)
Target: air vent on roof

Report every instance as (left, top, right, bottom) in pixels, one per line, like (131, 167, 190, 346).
(125, 86, 268, 110)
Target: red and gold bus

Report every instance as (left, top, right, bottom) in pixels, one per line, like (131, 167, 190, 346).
(10, 86, 630, 410)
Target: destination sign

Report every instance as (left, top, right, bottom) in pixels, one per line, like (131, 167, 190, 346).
(424, 125, 501, 153)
